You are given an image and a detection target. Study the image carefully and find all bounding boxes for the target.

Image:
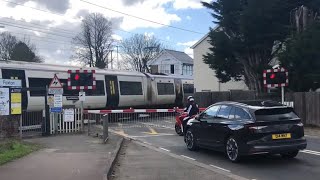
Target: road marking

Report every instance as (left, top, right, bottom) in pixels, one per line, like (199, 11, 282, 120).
(160, 147, 170, 152)
(142, 141, 152, 146)
(209, 164, 231, 173)
(142, 126, 158, 135)
(130, 134, 175, 138)
(180, 155, 196, 161)
(301, 149, 320, 156)
(140, 122, 175, 130)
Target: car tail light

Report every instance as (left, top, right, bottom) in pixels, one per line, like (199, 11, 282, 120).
(245, 124, 267, 133)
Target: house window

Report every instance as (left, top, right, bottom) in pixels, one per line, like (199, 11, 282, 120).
(170, 65, 174, 74)
(182, 64, 193, 76)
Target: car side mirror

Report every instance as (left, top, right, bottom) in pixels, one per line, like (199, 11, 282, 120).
(195, 115, 200, 120)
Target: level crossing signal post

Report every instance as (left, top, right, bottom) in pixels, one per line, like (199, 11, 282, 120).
(68, 69, 96, 132)
(263, 67, 289, 104)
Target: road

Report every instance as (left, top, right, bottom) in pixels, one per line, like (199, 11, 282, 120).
(108, 119, 320, 180)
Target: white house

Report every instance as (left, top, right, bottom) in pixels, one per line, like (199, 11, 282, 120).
(191, 33, 248, 92)
(147, 49, 193, 78)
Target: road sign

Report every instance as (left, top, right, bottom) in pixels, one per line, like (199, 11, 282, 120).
(50, 107, 62, 113)
(48, 88, 63, 95)
(49, 74, 63, 88)
(0, 88, 10, 115)
(11, 90, 21, 115)
(79, 91, 86, 102)
(54, 94, 63, 108)
(47, 95, 54, 106)
(64, 108, 75, 122)
(66, 96, 79, 101)
(0, 79, 21, 87)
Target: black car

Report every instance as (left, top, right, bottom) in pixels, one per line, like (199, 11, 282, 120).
(184, 100, 307, 162)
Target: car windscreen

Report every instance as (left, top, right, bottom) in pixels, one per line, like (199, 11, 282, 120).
(254, 107, 299, 122)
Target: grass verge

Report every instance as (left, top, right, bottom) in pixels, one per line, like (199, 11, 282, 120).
(0, 140, 41, 165)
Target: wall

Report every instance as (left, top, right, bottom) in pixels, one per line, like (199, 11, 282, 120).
(193, 36, 248, 92)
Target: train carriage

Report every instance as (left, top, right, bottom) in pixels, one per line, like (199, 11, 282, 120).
(0, 60, 194, 111)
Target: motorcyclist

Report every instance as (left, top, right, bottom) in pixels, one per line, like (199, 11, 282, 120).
(182, 97, 199, 134)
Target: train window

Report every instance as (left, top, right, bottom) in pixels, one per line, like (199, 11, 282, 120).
(183, 84, 194, 94)
(29, 78, 105, 96)
(157, 83, 174, 95)
(28, 78, 51, 96)
(119, 81, 143, 95)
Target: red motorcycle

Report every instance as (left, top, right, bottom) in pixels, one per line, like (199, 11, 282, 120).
(175, 112, 195, 136)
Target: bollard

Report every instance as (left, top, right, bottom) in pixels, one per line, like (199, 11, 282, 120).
(103, 114, 108, 143)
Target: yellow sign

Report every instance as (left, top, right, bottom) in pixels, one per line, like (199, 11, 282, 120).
(11, 103, 21, 115)
(11, 93, 21, 103)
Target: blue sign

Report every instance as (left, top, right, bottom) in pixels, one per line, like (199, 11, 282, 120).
(50, 107, 62, 113)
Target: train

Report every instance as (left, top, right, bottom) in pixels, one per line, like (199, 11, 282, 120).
(0, 60, 194, 111)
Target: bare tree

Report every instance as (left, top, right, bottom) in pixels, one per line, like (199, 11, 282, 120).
(0, 32, 42, 62)
(72, 13, 114, 69)
(0, 32, 17, 61)
(120, 34, 164, 72)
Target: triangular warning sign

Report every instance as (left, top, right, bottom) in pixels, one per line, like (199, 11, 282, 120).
(49, 74, 63, 88)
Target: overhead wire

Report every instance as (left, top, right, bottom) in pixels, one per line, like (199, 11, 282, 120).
(79, 0, 205, 35)
(1, 0, 194, 46)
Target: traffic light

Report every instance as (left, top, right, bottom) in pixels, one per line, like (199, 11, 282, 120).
(266, 71, 287, 85)
(70, 73, 93, 86)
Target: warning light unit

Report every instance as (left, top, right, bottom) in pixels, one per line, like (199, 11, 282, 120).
(67, 69, 96, 90)
(263, 68, 288, 88)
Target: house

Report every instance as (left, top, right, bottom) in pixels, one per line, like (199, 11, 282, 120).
(191, 33, 248, 92)
(147, 49, 193, 78)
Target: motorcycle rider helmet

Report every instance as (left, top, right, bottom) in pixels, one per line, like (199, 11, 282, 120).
(187, 96, 193, 101)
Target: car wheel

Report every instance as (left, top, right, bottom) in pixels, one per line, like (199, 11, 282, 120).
(226, 137, 241, 162)
(175, 123, 183, 136)
(281, 150, 299, 159)
(185, 129, 198, 151)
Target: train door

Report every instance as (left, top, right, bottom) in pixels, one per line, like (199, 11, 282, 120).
(105, 75, 119, 108)
(174, 79, 183, 107)
(1, 69, 28, 110)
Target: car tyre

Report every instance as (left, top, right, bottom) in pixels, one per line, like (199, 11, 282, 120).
(185, 129, 198, 151)
(175, 123, 183, 136)
(226, 137, 241, 163)
(281, 150, 299, 159)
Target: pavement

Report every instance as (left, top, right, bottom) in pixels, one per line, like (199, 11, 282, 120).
(111, 140, 242, 180)
(108, 119, 320, 180)
(0, 133, 123, 180)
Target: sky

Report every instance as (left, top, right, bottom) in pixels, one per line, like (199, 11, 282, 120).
(0, 0, 216, 67)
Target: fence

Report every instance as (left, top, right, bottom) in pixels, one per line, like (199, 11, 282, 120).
(285, 92, 320, 127)
(50, 108, 82, 135)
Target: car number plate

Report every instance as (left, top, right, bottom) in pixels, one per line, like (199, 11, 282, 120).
(272, 133, 291, 140)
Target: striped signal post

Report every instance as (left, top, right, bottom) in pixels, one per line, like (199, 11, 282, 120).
(263, 68, 289, 104)
(68, 69, 96, 132)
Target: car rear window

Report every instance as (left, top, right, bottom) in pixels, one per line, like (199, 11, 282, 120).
(254, 108, 299, 122)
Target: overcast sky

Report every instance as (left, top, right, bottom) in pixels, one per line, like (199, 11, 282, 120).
(0, 0, 215, 67)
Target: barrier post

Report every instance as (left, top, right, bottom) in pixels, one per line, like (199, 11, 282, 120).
(103, 114, 108, 143)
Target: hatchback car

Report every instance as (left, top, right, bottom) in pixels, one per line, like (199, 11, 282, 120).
(184, 100, 307, 162)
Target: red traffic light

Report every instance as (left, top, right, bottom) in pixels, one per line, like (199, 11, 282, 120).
(74, 74, 80, 80)
(270, 73, 276, 79)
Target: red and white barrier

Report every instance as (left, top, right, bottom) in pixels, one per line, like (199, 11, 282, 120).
(84, 108, 206, 114)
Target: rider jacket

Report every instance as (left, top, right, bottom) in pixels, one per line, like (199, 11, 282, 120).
(184, 102, 199, 117)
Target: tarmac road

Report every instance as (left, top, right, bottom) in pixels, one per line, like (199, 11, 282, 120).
(109, 120, 320, 180)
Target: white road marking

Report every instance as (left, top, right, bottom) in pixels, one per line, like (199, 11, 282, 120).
(142, 141, 152, 146)
(130, 134, 175, 138)
(301, 149, 320, 156)
(180, 155, 196, 161)
(209, 164, 231, 173)
(160, 147, 170, 152)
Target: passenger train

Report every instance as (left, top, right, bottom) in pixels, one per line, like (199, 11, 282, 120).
(0, 61, 194, 111)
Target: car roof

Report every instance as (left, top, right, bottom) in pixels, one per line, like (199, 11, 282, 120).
(213, 100, 288, 110)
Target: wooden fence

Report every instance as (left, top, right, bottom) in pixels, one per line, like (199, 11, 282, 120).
(286, 92, 320, 127)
